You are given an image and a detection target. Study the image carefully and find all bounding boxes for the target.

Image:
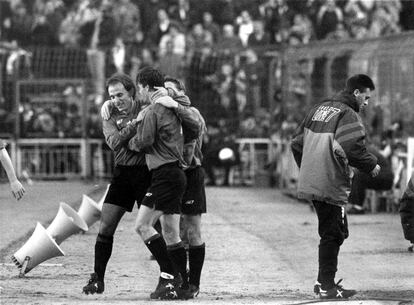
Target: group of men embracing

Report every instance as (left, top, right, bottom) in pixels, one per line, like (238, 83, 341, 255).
(82, 67, 206, 300)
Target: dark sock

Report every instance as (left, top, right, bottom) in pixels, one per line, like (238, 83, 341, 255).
(189, 243, 205, 287)
(94, 233, 113, 281)
(145, 234, 175, 276)
(167, 242, 189, 289)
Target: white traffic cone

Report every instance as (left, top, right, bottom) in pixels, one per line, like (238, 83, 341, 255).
(12, 222, 64, 274)
(47, 202, 88, 244)
(77, 194, 101, 229)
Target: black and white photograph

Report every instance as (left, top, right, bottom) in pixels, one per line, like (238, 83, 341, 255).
(0, 0, 413, 304)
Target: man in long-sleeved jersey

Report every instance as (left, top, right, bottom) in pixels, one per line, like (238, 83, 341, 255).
(128, 67, 201, 300)
(159, 76, 207, 299)
(83, 73, 150, 295)
(291, 74, 380, 299)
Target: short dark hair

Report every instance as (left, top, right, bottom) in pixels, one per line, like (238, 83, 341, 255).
(345, 74, 375, 93)
(136, 67, 164, 89)
(164, 76, 186, 93)
(106, 73, 136, 99)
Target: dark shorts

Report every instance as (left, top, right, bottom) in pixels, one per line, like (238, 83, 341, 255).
(104, 165, 151, 212)
(141, 162, 186, 214)
(182, 167, 207, 215)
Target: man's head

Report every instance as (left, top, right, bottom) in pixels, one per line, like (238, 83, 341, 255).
(106, 73, 136, 113)
(164, 76, 186, 94)
(253, 20, 264, 34)
(345, 74, 375, 110)
(136, 67, 165, 103)
(223, 24, 234, 37)
(202, 12, 213, 24)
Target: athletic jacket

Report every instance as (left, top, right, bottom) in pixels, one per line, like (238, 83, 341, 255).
(172, 94, 206, 169)
(102, 100, 146, 167)
(128, 100, 185, 170)
(400, 176, 414, 242)
(291, 91, 377, 206)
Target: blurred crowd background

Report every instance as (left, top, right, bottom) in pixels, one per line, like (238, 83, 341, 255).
(0, 0, 414, 190)
(1, 0, 414, 138)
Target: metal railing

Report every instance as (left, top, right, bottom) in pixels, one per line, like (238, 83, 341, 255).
(6, 137, 298, 186)
(14, 139, 113, 180)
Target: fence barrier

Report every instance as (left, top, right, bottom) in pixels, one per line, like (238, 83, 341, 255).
(4, 138, 300, 186)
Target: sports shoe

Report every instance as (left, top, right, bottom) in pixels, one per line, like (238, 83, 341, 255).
(189, 284, 200, 298)
(313, 281, 321, 294)
(83, 273, 104, 295)
(150, 277, 178, 300)
(176, 284, 199, 300)
(318, 279, 357, 299)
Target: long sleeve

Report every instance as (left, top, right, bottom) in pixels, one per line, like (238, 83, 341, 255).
(334, 111, 377, 173)
(103, 118, 137, 151)
(291, 120, 305, 168)
(176, 104, 202, 142)
(129, 108, 157, 152)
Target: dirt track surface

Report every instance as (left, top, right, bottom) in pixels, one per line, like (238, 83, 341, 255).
(0, 182, 413, 305)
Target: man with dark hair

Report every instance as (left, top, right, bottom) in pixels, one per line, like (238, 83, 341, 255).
(128, 67, 200, 300)
(83, 73, 151, 295)
(291, 74, 380, 299)
(159, 76, 207, 298)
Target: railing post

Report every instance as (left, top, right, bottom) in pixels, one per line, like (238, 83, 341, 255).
(80, 139, 88, 179)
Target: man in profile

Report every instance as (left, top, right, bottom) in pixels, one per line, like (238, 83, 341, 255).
(291, 74, 380, 299)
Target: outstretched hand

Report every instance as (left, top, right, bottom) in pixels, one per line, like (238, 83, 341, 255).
(10, 180, 25, 201)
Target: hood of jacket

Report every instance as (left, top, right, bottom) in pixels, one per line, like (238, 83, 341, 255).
(331, 90, 360, 112)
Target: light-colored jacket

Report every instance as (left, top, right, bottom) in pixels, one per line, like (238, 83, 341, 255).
(291, 91, 377, 206)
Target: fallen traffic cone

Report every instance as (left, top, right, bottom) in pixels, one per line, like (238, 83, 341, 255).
(47, 202, 88, 244)
(77, 194, 101, 229)
(12, 222, 64, 275)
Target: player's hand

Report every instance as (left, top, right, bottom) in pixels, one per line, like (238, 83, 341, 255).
(10, 180, 25, 201)
(155, 96, 178, 109)
(370, 164, 381, 177)
(101, 100, 113, 120)
(165, 85, 184, 97)
(150, 87, 168, 101)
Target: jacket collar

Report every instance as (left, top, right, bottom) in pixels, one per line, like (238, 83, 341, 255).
(332, 90, 359, 112)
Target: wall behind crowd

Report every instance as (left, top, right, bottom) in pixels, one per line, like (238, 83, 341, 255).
(0, 0, 413, 142)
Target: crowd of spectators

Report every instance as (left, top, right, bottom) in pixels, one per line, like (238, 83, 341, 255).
(1, 0, 411, 50)
(0, 0, 413, 141)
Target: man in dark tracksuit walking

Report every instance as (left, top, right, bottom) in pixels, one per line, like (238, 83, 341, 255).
(291, 74, 380, 299)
